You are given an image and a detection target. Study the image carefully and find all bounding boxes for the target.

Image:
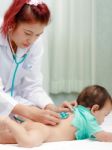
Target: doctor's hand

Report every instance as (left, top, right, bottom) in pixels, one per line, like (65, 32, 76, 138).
(58, 100, 77, 112)
(45, 101, 77, 113)
(12, 104, 60, 126)
(45, 103, 71, 112)
(30, 106, 60, 126)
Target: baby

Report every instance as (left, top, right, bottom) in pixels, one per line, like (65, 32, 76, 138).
(0, 85, 112, 147)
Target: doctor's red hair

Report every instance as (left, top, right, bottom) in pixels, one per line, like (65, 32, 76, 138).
(1, 0, 51, 36)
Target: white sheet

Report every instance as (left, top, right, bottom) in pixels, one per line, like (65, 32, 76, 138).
(0, 113, 112, 150)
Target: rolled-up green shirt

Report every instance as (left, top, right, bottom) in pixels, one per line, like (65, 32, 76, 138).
(71, 105, 102, 140)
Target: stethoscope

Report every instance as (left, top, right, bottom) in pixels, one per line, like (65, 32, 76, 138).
(11, 53, 28, 96)
(8, 35, 29, 96)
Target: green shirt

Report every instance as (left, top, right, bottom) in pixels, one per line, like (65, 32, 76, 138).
(71, 105, 102, 140)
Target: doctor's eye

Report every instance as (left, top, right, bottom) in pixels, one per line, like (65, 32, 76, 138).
(35, 35, 40, 38)
(24, 32, 32, 36)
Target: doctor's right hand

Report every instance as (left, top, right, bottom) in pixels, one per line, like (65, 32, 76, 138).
(29, 106, 60, 125)
(12, 104, 60, 126)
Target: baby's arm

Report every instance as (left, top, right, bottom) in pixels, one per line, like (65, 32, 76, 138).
(0, 116, 49, 147)
(94, 131, 112, 142)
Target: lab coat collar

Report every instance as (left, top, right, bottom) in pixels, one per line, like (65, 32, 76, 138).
(16, 47, 30, 58)
(0, 32, 9, 47)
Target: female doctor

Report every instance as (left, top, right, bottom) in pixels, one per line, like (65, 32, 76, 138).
(0, 0, 72, 125)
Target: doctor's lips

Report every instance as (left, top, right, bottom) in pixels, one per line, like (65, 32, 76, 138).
(23, 43, 30, 47)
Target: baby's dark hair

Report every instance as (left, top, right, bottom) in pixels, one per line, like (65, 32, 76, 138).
(77, 85, 112, 110)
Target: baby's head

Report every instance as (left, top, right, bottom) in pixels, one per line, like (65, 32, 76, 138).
(76, 85, 112, 124)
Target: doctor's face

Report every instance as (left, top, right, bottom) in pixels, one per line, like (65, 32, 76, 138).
(10, 22, 46, 48)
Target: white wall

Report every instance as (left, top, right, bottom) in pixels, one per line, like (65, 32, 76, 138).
(0, 0, 12, 18)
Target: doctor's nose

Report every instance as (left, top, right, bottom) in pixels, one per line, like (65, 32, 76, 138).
(26, 36, 38, 45)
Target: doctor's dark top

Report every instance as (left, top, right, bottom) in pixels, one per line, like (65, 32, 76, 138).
(0, 33, 53, 115)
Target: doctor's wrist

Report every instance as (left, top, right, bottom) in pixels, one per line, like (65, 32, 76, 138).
(11, 104, 30, 118)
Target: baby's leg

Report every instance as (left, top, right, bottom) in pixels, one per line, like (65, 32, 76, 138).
(0, 116, 50, 147)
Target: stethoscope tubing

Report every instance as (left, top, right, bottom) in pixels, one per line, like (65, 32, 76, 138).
(11, 54, 28, 96)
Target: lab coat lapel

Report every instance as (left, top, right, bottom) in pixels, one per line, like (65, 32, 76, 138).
(5, 48, 27, 92)
(5, 62, 26, 92)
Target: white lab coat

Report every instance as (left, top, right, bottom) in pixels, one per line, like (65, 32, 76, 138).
(0, 32, 53, 116)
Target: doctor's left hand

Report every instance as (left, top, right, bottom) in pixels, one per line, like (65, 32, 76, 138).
(45, 102, 77, 113)
(44, 103, 71, 113)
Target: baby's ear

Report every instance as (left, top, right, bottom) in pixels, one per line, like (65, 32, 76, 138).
(91, 104, 99, 114)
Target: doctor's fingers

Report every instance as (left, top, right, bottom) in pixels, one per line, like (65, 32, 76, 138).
(42, 109, 60, 118)
(59, 101, 74, 112)
(57, 107, 70, 113)
(70, 100, 77, 107)
(43, 115, 60, 126)
(44, 104, 69, 113)
(43, 110, 60, 125)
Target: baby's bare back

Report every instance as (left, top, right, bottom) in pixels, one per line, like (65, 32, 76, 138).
(47, 114, 76, 142)
(0, 114, 75, 144)
(22, 113, 76, 143)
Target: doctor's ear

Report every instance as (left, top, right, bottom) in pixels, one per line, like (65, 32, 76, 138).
(91, 104, 99, 114)
(8, 24, 16, 32)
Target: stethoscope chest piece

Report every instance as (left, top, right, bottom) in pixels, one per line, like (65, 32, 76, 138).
(60, 112, 69, 119)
